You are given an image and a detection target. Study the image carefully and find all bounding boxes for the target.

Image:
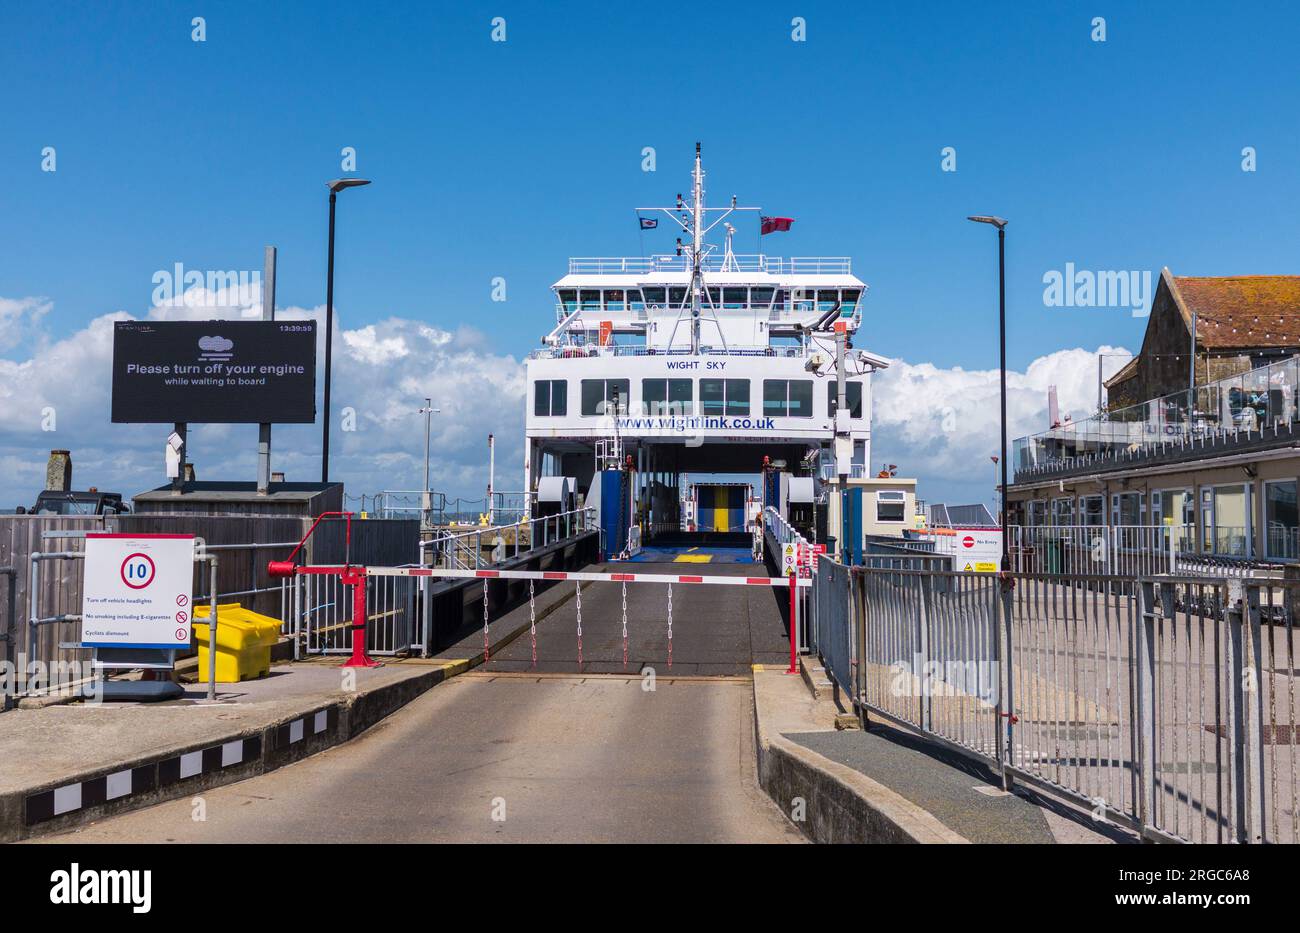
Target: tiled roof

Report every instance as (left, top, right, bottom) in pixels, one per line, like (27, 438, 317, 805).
(1172, 275, 1300, 349)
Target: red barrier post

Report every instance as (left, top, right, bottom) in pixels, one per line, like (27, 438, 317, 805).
(786, 571, 798, 674)
(342, 567, 380, 668)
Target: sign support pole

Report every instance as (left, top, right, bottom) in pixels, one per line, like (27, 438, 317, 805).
(257, 246, 276, 495)
(171, 422, 187, 493)
(206, 554, 218, 701)
(786, 572, 798, 674)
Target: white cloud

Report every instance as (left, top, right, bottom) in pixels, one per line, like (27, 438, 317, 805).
(871, 345, 1132, 506)
(0, 296, 53, 351)
(0, 285, 525, 511)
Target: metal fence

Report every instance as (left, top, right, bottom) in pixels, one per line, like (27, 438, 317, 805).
(420, 507, 594, 569)
(811, 561, 1300, 843)
(812, 559, 854, 693)
(1010, 524, 1185, 577)
(297, 570, 421, 657)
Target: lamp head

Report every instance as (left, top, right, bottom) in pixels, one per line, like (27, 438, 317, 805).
(966, 215, 1008, 229)
(328, 178, 372, 193)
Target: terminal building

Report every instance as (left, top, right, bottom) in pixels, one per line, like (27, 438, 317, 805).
(1008, 273, 1300, 563)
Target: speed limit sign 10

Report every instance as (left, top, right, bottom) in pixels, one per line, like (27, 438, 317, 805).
(81, 534, 195, 649)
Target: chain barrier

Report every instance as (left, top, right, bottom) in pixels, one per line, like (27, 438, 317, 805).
(621, 580, 629, 669)
(667, 583, 673, 670)
(575, 581, 583, 668)
(528, 578, 537, 668)
(482, 579, 490, 663)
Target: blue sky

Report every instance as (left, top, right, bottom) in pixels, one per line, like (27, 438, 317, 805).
(3, 0, 1299, 507)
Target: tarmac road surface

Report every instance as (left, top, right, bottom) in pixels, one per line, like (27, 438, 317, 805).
(43, 673, 801, 843)
(41, 558, 804, 843)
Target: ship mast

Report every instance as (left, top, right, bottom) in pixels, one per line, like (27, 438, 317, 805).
(636, 143, 758, 353)
(690, 142, 704, 354)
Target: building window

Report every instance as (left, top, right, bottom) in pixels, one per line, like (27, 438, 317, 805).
(1051, 497, 1073, 526)
(580, 379, 630, 417)
(1027, 500, 1048, 527)
(1111, 492, 1143, 526)
(1265, 481, 1297, 559)
(1202, 484, 1250, 556)
(827, 381, 864, 419)
(533, 380, 567, 417)
(642, 378, 693, 416)
(701, 379, 749, 416)
(763, 379, 813, 417)
(1080, 495, 1104, 527)
(877, 490, 906, 522)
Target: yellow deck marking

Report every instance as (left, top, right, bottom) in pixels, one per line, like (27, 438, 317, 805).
(674, 554, 713, 563)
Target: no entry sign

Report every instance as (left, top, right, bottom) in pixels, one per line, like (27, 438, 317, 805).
(82, 534, 195, 648)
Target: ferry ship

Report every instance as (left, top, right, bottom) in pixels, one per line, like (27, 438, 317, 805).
(524, 145, 890, 552)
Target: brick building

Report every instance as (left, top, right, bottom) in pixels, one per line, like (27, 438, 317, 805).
(1104, 268, 1300, 409)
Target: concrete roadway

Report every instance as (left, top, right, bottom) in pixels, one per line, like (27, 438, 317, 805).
(43, 560, 804, 843)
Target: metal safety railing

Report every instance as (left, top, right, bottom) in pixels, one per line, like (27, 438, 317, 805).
(419, 507, 595, 570)
(810, 561, 1300, 844)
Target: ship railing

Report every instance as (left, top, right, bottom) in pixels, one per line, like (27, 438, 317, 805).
(553, 302, 860, 322)
(566, 255, 852, 275)
(527, 344, 809, 360)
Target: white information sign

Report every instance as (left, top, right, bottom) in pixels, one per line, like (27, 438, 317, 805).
(82, 533, 195, 648)
(950, 528, 1003, 573)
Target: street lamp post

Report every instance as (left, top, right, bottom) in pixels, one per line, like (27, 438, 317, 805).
(967, 215, 1009, 572)
(321, 177, 372, 484)
(419, 399, 441, 526)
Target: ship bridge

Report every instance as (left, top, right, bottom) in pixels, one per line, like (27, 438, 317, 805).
(547, 253, 865, 351)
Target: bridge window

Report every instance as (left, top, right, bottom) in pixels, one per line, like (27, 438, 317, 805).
(558, 289, 577, 313)
(763, 379, 813, 417)
(534, 380, 568, 417)
(642, 378, 693, 415)
(841, 289, 861, 314)
(579, 290, 601, 312)
(581, 378, 630, 417)
(827, 381, 863, 418)
(701, 378, 749, 416)
(604, 289, 626, 312)
(642, 287, 666, 307)
(750, 287, 774, 308)
(723, 288, 747, 309)
(704, 287, 721, 307)
(876, 490, 906, 523)
(669, 287, 688, 307)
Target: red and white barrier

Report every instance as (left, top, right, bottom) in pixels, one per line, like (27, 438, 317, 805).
(363, 566, 812, 587)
